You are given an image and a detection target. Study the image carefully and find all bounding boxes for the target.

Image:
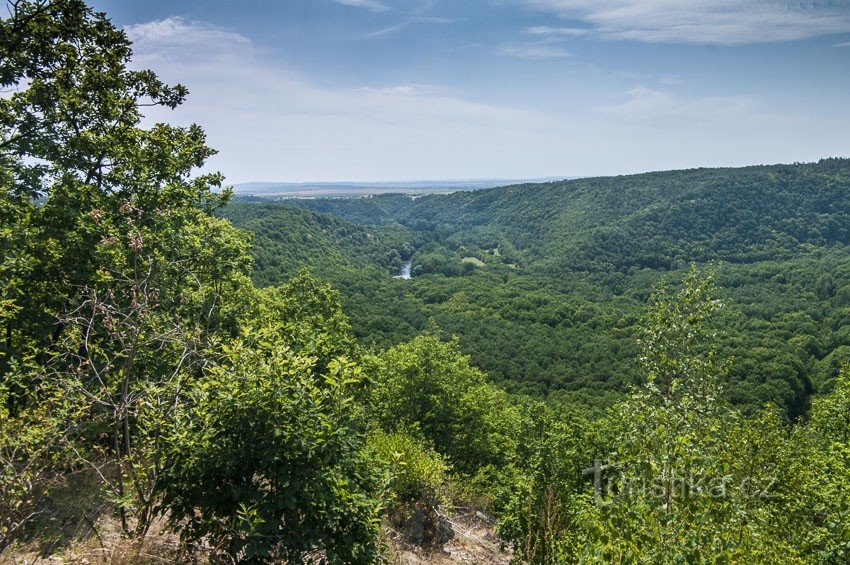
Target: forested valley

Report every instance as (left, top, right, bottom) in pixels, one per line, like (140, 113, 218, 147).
(225, 159, 850, 419)
(2, 1, 850, 563)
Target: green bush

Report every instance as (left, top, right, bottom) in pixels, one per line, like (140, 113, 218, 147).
(159, 336, 383, 564)
(496, 402, 594, 565)
(0, 378, 80, 551)
(367, 430, 450, 508)
(370, 335, 519, 478)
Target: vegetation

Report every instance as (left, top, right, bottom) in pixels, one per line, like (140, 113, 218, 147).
(220, 201, 419, 285)
(2, 1, 850, 563)
(226, 160, 850, 419)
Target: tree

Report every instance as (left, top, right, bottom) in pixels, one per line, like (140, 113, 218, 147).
(803, 367, 850, 561)
(159, 334, 383, 564)
(0, 0, 230, 395)
(370, 335, 519, 477)
(1, 3, 384, 558)
(496, 402, 593, 564)
(584, 266, 816, 562)
(52, 213, 251, 534)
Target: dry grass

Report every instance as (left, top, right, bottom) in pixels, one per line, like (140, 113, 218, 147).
(0, 470, 194, 565)
(2, 525, 183, 564)
(2, 471, 509, 564)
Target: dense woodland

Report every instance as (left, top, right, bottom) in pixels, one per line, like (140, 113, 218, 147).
(2, 1, 850, 563)
(225, 159, 850, 419)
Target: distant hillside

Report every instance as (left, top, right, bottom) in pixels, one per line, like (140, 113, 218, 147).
(219, 202, 417, 285)
(224, 159, 850, 418)
(284, 193, 418, 225)
(387, 158, 850, 272)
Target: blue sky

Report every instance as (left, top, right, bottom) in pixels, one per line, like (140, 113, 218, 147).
(91, 0, 850, 183)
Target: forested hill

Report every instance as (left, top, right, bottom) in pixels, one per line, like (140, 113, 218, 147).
(220, 202, 417, 285)
(226, 158, 850, 420)
(283, 193, 417, 225)
(384, 158, 850, 272)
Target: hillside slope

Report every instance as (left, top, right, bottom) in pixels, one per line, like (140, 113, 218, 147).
(225, 159, 850, 418)
(391, 158, 850, 272)
(220, 202, 417, 285)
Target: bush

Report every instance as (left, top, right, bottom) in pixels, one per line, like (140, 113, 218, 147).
(496, 402, 593, 565)
(367, 430, 454, 547)
(368, 430, 450, 508)
(0, 378, 77, 552)
(370, 335, 519, 478)
(159, 336, 383, 564)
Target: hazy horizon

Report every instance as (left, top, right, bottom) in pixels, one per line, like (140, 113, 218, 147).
(91, 0, 850, 184)
(232, 157, 843, 187)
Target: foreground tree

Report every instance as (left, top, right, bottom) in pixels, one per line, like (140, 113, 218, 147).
(582, 267, 839, 562)
(370, 335, 519, 479)
(1, 0, 258, 535)
(0, 1, 385, 558)
(802, 368, 850, 561)
(496, 402, 593, 564)
(495, 267, 849, 563)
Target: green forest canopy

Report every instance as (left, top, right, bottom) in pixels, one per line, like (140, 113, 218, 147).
(224, 159, 850, 418)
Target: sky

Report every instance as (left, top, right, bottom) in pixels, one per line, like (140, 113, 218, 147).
(89, 0, 850, 184)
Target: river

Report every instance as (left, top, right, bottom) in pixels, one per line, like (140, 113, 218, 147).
(393, 260, 412, 280)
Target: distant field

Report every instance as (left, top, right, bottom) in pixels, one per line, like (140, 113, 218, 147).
(232, 178, 570, 199)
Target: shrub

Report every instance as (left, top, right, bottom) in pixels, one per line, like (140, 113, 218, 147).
(159, 336, 383, 564)
(0, 378, 78, 552)
(367, 430, 454, 547)
(370, 336, 519, 477)
(368, 430, 450, 508)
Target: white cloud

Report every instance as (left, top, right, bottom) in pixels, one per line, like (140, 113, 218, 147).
(125, 17, 252, 64)
(525, 26, 591, 37)
(835, 41, 850, 47)
(510, 1, 850, 45)
(335, 0, 389, 13)
(500, 41, 574, 58)
(600, 86, 675, 118)
(125, 17, 250, 49)
(373, 85, 417, 95)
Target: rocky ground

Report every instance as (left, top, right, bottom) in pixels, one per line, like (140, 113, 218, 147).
(2, 510, 511, 564)
(385, 510, 512, 564)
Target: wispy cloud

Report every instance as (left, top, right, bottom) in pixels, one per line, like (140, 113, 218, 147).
(363, 16, 461, 38)
(510, 1, 850, 45)
(335, 0, 389, 13)
(525, 26, 591, 37)
(600, 86, 753, 121)
(835, 41, 850, 47)
(658, 76, 683, 86)
(500, 41, 573, 59)
(125, 17, 251, 59)
(502, 27, 583, 59)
